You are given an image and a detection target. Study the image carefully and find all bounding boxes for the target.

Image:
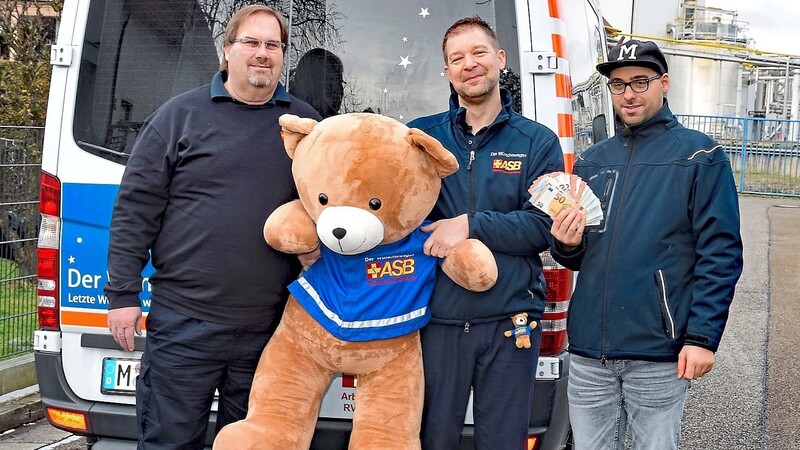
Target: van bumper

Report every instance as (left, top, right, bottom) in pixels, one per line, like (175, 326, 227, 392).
(34, 350, 216, 448)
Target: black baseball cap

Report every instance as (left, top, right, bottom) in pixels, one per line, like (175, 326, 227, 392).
(596, 39, 668, 77)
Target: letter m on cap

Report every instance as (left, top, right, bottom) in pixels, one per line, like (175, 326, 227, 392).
(617, 44, 638, 61)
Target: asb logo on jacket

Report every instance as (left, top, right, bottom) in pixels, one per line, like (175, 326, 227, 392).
(490, 151, 525, 174)
(493, 159, 522, 173)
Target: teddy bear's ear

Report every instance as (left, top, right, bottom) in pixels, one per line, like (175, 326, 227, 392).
(407, 128, 459, 178)
(278, 114, 319, 159)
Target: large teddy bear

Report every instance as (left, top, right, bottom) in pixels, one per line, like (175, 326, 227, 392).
(213, 113, 497, 450)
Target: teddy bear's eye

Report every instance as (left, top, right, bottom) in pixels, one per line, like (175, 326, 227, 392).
(318, 193, 328, 205)
(369, 198, 382, 211)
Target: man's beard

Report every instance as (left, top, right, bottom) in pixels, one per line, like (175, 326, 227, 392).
(456, 79, 496, 102)
(248, 71, 273, 88)
(247, 61, 274, 88)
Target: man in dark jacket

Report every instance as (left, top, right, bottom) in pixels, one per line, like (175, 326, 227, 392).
(550, 39, 743, 450)
(408, 16, 564, 450)
(104, 5, 321, 449)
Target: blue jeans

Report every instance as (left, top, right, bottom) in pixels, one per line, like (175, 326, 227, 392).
(568, 354, 690, 450)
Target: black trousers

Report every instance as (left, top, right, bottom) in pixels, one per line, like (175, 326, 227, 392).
(420, 320, 542, 450)
(136, 301, 275, 450)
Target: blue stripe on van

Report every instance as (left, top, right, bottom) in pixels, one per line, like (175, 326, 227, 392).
(60, 183, 153, 311)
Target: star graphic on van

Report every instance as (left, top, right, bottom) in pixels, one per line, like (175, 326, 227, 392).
(399, 56, 412, 69)
(68, 256, 75, 264)
(419, 7, 430, 18)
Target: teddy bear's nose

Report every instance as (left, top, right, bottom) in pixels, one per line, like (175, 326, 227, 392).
(332, 228, 347, 240)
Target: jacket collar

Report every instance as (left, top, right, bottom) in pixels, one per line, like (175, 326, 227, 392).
(614, 98, 675, 139)
(450, 88, 513, 134)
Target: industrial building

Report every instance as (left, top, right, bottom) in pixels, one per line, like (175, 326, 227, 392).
(599, 0, 800, 122)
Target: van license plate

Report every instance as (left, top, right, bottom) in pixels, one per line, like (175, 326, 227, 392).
(101, 358, 140, 395)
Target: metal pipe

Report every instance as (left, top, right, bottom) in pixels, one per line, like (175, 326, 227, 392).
(659, 47, 800, 69)
(766, 81, 772, 115)
(718, 59, 724, 115)
(783, 58, 791, 117)
(607, 30, 800, 63)
(791, 69, 800, 139)
(736, 65, 744, 117)
(792, 69, 800, 120)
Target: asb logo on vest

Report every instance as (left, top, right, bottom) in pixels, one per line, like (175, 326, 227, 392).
(365, 257, 416, 280)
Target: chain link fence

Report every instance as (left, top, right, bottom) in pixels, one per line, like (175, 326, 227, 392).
(0, 126, 43, 360)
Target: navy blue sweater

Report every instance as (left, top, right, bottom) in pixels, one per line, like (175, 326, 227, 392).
(105, 72, 321, 326)
(408, 91, 564, 325)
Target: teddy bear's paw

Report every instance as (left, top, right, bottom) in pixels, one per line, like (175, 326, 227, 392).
(264, 200, 319, 253)
(442, 239, 498, 292)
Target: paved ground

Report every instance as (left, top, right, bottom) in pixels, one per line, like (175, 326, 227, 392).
(681, 195, 800, 450)
(1, 194, 798, 449)
(764, 200, 800, 449)
(0, 418, 84, 449)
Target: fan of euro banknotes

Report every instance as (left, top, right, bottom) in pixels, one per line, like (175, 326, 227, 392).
(528, 172, 604, 226)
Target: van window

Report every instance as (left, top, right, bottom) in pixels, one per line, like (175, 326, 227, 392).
(285, 1, 522, 117)
(74, 1, 219, 162)
(73, 0, 520, 164)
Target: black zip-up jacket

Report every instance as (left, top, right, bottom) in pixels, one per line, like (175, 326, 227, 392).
(408, 90, 564, 326)
(552, 101, 743, 361)
(105, 72, 321, 326)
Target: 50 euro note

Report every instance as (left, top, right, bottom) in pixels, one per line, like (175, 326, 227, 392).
(529, 181, 584, 217)
(528, 172, 604, 225)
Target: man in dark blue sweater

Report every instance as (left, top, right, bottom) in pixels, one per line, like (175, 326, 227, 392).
(408, 17, 564, 450)
(104, 5, 320, 449)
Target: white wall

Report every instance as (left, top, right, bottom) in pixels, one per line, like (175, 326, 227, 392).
(598, 0, 680, 37)
(667, 50, 741, 115)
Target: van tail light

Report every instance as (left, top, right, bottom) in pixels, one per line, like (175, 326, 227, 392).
(526, 434, 541, 450)
(539, 250, 572, 356)
(46, 406, 90, 433)
(38, 171, 61, 331)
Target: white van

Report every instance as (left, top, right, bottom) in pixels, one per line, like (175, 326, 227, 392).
(34, 1, 612, 448)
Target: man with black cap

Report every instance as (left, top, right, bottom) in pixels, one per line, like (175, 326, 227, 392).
(547, 39, 743, 449)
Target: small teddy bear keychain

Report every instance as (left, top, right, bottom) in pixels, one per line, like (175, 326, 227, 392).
(504, 312, 537, 348)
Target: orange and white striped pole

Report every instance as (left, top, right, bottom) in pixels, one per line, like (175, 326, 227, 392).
(546, 0, 576, 173)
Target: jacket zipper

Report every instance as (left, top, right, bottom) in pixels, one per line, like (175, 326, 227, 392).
(464, 138, 477, 333)
(655, 270, 676, 339)
(467, 148, 476, 213)
(600, 132, 637, 361)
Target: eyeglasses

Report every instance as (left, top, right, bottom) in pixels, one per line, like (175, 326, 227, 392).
(606, 74, 663, 95)
(231, 37, 285, 52)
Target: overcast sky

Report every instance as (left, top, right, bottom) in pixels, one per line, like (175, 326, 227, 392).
(706, 0, 800, 55)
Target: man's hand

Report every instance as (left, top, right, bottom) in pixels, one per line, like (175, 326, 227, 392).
(551, 208, 586, 251)
(108, 306, 143, 352)
(678, 345, 715, 380)
(422, 215, 469, 258)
